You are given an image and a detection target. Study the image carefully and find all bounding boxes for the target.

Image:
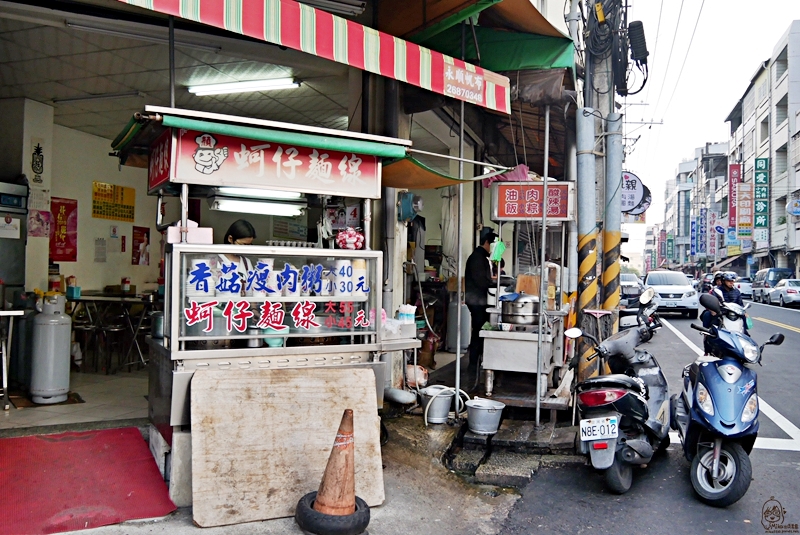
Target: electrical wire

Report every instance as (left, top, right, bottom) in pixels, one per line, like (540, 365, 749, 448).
(651, 0, 684, 116)
(660, 0, 705, 118)
(642, 0, 664, 105)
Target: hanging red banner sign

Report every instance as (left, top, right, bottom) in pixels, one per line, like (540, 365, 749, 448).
(148, 129, 172, 192)
(728, 164, 741, 228)
(491, 182, 575, 221)
(172, 129, 381, 198)
(49, 197, 78, 262)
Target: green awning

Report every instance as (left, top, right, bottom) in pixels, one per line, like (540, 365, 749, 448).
(420, 26, 574, 72)
(158, 116, 407, 159)
(111, 116, 143, 151)
(383, 156, 513, 189)
(406, 0, 502, 44)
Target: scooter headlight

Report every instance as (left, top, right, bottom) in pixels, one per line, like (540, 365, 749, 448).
(742, 393, 758, 423)
(740, 337, 760, 364)
(696, 383, 715, 416)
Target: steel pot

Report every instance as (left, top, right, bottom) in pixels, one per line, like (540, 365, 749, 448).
(501, 293, 539, 324)
(151, 311, 164, 338)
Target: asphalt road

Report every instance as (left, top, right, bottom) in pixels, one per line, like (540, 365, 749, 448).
(500, 305, 800, 535)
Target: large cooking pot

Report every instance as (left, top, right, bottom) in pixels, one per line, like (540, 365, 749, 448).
(501, 293, 539, 325)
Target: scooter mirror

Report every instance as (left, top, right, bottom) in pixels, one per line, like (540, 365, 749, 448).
(767, 333, 785, 346)
(639, 287, 656, 304)
(699, 293, 722, 314)
(564, 327, 583, 339)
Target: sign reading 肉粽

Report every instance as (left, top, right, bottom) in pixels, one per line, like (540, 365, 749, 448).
(491, 182, 575, 221)
(173, 130, 381, 199)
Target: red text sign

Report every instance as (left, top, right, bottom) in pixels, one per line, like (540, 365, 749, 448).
(728, 164, 741, 228)
(148, 129, 172, 191)
(492, 183, 574, 221)
(173, 130, 381, 198)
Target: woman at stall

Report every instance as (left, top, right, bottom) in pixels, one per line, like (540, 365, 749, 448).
(209, 219, 257, 297)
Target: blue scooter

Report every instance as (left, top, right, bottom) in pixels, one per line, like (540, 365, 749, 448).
(672, 293, 784, 507)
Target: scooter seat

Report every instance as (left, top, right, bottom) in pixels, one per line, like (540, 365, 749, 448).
(577, 374, 646, 396)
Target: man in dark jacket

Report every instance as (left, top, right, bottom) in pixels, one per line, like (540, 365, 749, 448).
(465, 230, 497, 372)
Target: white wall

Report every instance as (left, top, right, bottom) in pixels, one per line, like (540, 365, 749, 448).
(48, 125, 161, 292)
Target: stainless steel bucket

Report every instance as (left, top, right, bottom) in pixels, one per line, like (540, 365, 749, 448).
(465, 398, 505, 435)
(151, 311, 164, 338)
(419, 385, 455, 424)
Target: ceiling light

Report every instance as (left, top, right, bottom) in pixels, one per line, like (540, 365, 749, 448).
(208, 197, 306, 217)
(52, 91, 146, 104)
(65, 22, 222, 53)
(187, 79, 301, 96)
(296, 0, 366, 16)
(215, 187, 303, 200)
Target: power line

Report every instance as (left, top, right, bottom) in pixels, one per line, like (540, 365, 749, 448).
(642, 0, 664, 106)
(651, 0, 684, 116)
(661, 0, 706, 118)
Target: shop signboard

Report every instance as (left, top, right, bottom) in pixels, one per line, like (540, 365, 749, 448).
(698, 208, 707, 256)
(737, 182, 753, 239)
(728, 163, 741, 228)
(173, 129, 382, 199)
(754, 158, 770, 244)
(666, 233, 674, 260)
(620, 172, 645, 213)
(491, 182, 575, 221)
(690, 218, 697, 256)
(708, 211, 717, 258)
(659, 229, 666, 263)
(148, 129, 173, 192)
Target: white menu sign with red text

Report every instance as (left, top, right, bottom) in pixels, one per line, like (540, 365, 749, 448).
(172, 129, 382, 198)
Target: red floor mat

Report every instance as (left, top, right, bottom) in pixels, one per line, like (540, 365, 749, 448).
(0, 427, 176, 535)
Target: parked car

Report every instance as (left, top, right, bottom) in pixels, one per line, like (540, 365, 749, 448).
(767, 279, 800, 307)
(685, 274, 697, 289)
(643, 270, 699, 318)
(752, 268, 794, 303)
(735, 276, 753, 299)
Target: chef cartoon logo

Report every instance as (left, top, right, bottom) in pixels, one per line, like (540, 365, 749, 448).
(193, 133, 228, 175)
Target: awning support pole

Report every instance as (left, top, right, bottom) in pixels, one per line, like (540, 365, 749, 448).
(406, 148, 512, 170)
(454, 22, 466, 404)
(180, 183, 188, 243)
(535, 105, 550, 427)
(169, 16, 175, 108)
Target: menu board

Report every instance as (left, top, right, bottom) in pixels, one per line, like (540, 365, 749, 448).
(92, 181, 135, 222)
(491, 182, 575, 221)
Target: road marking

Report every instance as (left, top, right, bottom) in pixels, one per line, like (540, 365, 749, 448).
(750, 301, 800, 313)
(752, 316, 800, 334)
(661, 318, 800, 453)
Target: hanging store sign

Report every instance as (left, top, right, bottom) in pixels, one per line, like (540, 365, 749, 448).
(491, 182, 575, 221)
(736, 182, 753, 239)
(620, 172, 645, 213)
(690, 218, 697, 256)
(659, 229, 666, 264)
(708, 211, 717, 258)
(698, 208, 707, 257)
(173, 130, 381, 199)
(788, 198, 800, 217)
(666, 233, 674, 260)
(754, 158, 770, 244)
(728, 163, 741, 228)
(148, 129, 173, 192)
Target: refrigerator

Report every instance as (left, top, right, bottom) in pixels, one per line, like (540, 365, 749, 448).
(0, 182, 28, 306)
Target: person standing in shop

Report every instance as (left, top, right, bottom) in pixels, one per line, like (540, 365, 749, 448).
(465, 229, 498, 374)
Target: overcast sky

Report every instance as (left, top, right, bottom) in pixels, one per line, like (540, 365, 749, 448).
(620, 0, 800, 255)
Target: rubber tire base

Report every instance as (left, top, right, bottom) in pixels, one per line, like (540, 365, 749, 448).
(295, 491, 370, 535)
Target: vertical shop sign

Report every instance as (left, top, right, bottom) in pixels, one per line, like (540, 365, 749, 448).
(736, 182, 753, 239)
(708, 211, 717, 259)
(659, 229, 666, 265)
(728, 163, 741, 228)
(753, 158, 770, 243)
(690, 218, 697, 256)
(698, 208, 707, 257)
(666, 233, 674, 260)
(50, 197, 78, 262)
(148, 129, 172, 191)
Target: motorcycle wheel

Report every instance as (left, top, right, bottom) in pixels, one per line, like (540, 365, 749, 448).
(690, 442, 751, 507)
(604, 459, 633, 494)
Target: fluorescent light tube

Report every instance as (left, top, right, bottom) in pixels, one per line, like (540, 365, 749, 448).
(188, 79, 301, 96)
(209, 197, 306, 217)
(215, 187, 302, 200)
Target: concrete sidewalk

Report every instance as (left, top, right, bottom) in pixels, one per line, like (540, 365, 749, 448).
(60, 415, 521, 535)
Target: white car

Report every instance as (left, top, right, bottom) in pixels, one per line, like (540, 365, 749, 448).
(643, 270, 699, 319)
(735, 276, 753, 299)
(767, 279, 800, 307)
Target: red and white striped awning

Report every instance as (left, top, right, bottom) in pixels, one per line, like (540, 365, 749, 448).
(117, 0, 511, 114)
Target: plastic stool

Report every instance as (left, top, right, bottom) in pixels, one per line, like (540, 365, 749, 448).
(99, 325, 126, 375)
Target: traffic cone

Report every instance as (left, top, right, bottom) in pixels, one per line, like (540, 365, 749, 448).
(313, 408, 356, 516)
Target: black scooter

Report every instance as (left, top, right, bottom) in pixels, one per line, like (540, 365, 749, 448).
(565, 288, 670, 494)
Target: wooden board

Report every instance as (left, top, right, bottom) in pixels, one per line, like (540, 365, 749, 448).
(190, 368, 384, 528)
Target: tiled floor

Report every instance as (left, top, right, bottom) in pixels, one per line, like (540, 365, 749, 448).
(0, 369, 148, 430)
